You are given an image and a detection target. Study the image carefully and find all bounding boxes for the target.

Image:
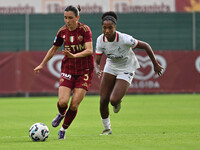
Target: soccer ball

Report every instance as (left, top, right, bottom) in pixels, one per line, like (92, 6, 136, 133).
(29, 123, 49, 141)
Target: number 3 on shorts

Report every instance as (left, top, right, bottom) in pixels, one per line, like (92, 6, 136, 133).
(84, 74, 89, 81)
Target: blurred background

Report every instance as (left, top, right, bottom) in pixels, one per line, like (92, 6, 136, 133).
(0, 0, 200, 96)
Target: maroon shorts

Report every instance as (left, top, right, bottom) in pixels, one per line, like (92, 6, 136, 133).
(59, 71, 93, 91)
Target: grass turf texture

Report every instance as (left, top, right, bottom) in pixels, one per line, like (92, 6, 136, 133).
(0, 94, 200, 150)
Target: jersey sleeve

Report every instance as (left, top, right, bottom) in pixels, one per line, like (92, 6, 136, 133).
(95, 36, 103, 55)
(53, 31, 63, 47)
(124, 34, 139, 49)
(83, 25, 92, 43)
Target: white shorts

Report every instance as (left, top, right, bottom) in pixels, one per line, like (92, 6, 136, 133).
(103, 64, 135, 85)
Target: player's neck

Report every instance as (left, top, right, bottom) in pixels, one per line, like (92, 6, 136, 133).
(107, 32, 116, 42)
(68, 22, 79, 31)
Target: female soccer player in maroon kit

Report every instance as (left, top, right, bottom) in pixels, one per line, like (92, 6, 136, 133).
(34, 5, 94, 139)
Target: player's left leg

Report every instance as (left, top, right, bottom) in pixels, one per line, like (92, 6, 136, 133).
(64, 88, 86, 126)
(110, 72, 134, 113)
(110, 79, 130, 113)
(59, 73, 92, 139)
(59, 88, 87, 139)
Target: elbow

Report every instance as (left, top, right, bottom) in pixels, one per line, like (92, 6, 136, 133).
(88, 49, 93, 55)
(90, 49, 94, 55)
(143, 42, 152, 52)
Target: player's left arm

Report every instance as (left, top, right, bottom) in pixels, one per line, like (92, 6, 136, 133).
(136, 40, 163, 76)
(62, 41, 93, 58)
(62, 25, 93, 58)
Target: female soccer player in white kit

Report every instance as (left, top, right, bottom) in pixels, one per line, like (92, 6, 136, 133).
(95, 11, 163, 135)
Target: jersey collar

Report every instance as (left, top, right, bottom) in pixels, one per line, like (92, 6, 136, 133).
(103, 32, 119, 42)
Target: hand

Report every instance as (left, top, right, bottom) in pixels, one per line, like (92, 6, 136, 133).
(154, 63, 164, 76)
(62, 50, 76, 58)
(34, 65, 43, 74)
(95, 65, 102, 78)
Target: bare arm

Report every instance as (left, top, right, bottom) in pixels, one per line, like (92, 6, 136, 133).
(94, 54, 103, 78)
(34, 45, 60, 73)
(62, 42, 93, 58)
(136, 40, 163, 76)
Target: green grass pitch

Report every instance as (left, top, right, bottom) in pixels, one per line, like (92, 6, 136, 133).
(0, 94, 200, 150)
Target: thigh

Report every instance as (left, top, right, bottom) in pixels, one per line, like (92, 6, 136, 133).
(100, 72, 116, 100)
(70, 88, 87, 110)
(58, 86, 72, 105)
(110, 79, 130, 101)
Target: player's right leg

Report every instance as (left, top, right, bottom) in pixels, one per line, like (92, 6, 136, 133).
(99, 72, 116, 135)
(52, 86, 71, 127)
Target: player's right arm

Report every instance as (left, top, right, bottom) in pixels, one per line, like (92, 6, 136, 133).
(95, 36, 104, 78)
(94, 53, 102, 78)
(34, 45, 60, 74)
(34, 26, 64, 74)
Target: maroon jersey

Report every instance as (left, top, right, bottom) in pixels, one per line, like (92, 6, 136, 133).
(53, 22, 94, 75)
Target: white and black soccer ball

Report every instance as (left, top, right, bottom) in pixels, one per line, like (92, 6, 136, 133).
(29, 123, 49, 141)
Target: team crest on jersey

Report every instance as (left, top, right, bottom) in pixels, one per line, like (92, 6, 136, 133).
(78, 35, 83, 41)
(70, 36, 75, 43)
(60, 78, 64, 83)
(130, 39, 135, 45)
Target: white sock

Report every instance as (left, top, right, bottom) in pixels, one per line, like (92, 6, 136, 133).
(102, 117, 111, 130)
(60, 126, 66, 131)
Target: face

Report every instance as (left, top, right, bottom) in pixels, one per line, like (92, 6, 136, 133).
(64, 11, 79, 31)
(102, 20, 116, 41)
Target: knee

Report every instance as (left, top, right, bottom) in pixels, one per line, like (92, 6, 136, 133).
(69, 103, 78, 111)
(58, 97, 68, 107)
(110, 100, 118, 106)
(110, 97, 121, 106)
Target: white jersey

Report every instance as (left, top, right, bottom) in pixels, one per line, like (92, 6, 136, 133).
(95, 31, 140, 73)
